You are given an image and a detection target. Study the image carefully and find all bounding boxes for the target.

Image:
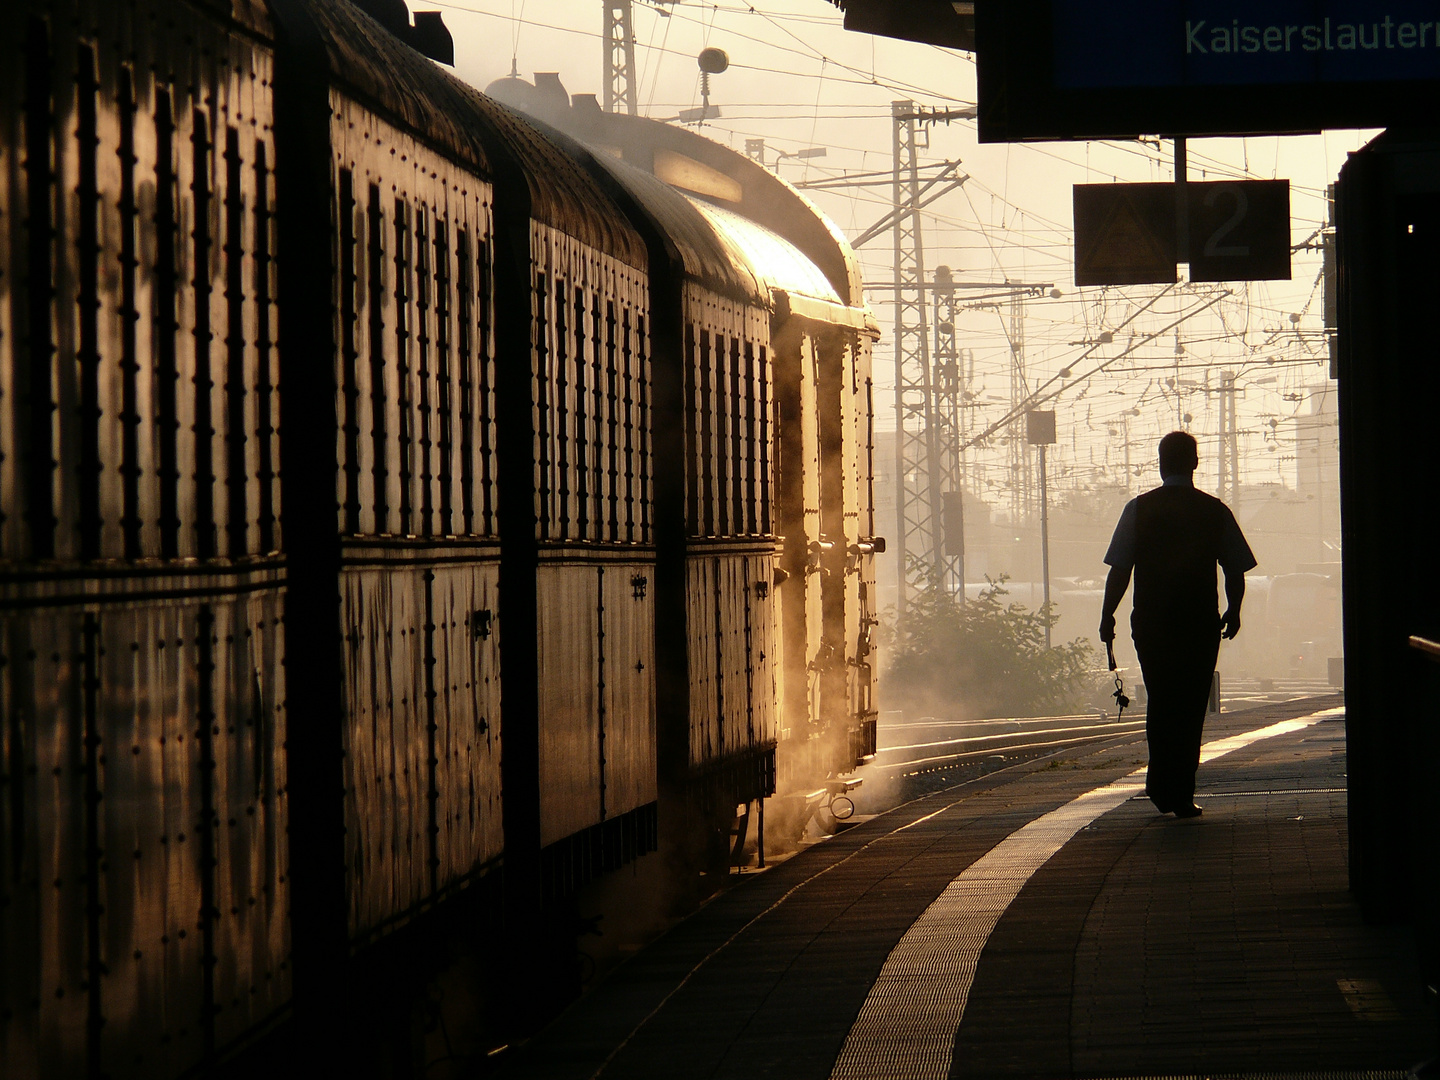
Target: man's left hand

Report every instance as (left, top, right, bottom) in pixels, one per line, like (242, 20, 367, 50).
(1220, 609, 1241, 639)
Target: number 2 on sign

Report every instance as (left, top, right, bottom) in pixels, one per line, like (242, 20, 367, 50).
(1204, 184, 1249, 257)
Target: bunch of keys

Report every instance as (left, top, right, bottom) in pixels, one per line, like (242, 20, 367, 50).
(1106, 640, 1130, 718)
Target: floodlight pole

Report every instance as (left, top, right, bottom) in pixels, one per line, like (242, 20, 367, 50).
(1027, 410, 1057, 648)
(1038, 444, 1050, 648)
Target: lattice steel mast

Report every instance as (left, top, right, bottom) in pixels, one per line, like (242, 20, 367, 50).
(890, 101, 973, 609)
(932, 267, 969, 595)
(603, 0, 638, 115)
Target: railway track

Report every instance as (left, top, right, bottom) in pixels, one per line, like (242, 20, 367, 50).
(874, 714, 1148, 776)
(835, 713, 1150, 813)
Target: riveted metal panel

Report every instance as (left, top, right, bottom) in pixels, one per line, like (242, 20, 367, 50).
(686, 555, 715, 765)
(685, 547, 779, 777)
(136, 604, 208, 1070)
(340, 567, 429, 939)
(207, 592, 289, 1050)
(2, 611, 89, 1076)
(76, 593, 288, 1079)
(536, 564, 601, 846)
(92, 602, 194, 1078)
(718, 556, 752, 753)
(536, 557, 656, 845)
(485, 104, 648, 272)
(748, 550, 780, 753)
(332, 105, 498, 541)
(599, 562, 655, 819)
(0, 622, 38, 1075)
(0, 588, 291, 1080)
(430, 562, 503, 886)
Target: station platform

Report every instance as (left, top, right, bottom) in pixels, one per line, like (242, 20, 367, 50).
(493, 695, 1436, 1079)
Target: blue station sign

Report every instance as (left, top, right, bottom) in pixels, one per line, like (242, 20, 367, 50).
(977, 1, 1440, 141)
(1054, 4, 1440, 88)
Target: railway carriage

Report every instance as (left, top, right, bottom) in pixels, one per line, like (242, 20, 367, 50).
(503, 96, 882, 858)
(536, 103, 883, 801)
(270, 0, 660, 935)
(0, 0, 288, 1073)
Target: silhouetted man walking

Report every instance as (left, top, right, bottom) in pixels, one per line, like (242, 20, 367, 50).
(1099, 431, 1256, 818)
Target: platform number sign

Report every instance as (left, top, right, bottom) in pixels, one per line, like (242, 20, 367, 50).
(1186, 180, 1290, 282)
(1074, 179, 1290, 286)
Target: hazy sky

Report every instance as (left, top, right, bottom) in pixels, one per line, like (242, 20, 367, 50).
(431, 0, 1372, 499)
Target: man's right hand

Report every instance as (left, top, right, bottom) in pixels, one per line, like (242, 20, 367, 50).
(1099, 612, 1116, 644)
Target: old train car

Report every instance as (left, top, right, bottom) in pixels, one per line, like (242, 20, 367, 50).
(0, 0, 289, 1074)
(549, 101, 882, 794)
(489, 87, 882, 847)
(267, 0, 507, 954)
(268, 0, 660, 953)
(551, 148, 787, 871)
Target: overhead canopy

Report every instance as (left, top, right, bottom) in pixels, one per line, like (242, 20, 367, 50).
(831, 0, 975, 52)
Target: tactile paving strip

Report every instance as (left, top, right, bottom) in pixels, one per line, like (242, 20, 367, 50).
(828, 709, 1343, 1080)
(1084, 1074, 1410, 1080)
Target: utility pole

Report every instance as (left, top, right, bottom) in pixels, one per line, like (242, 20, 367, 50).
(1027, 410, 1056, 648)
(934, 267, 967, 596)
(1008, 291, 1031, 527)
(1122, 414, 1132, 496)
(1216, 371, 1228, 501)
(889, 100, 974, 610)
(603, 0, 637, 115)
(1217, 370, 1238, 503)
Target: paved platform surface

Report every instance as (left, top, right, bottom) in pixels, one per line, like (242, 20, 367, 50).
(494, 695, 1436, 1079)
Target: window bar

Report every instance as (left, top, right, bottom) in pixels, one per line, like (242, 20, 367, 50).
(434, 217, 453, 536)
(253, 141, 276, 553)
(192, 108, 216, 560)
(393, 198, 413, 535)
(226, 128, 252, 553)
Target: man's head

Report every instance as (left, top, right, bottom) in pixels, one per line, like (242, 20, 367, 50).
(1158, 430, 1199, 479)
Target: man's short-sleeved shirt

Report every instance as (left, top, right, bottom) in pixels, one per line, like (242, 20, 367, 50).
(1105, 475, 1256, 638)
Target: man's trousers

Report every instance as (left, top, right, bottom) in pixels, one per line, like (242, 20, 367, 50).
(1134, 630, 1221, 812)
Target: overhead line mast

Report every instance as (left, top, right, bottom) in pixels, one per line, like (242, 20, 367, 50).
(604, 0, 638, 115)
(889, 101, 975, 610)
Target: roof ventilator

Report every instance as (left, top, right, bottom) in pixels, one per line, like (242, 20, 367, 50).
(349, 0, 454, 65)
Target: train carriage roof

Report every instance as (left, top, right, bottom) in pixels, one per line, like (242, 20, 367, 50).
(272, 0, 648, 269)
(574, 152, 772, 308)
(565, 144, 874, 331)
(540, 101, 868, 308)
(484, 82, 878, 332)
(686, 196, 872, 331)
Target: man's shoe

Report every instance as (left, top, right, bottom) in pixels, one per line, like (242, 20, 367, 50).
(1173, 803, 1203, 818)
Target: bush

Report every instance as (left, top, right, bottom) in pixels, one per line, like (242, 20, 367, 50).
(882, 575, 1101, 720)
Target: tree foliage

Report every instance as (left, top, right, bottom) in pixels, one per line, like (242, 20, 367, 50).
(882, 575, 1101, 720)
